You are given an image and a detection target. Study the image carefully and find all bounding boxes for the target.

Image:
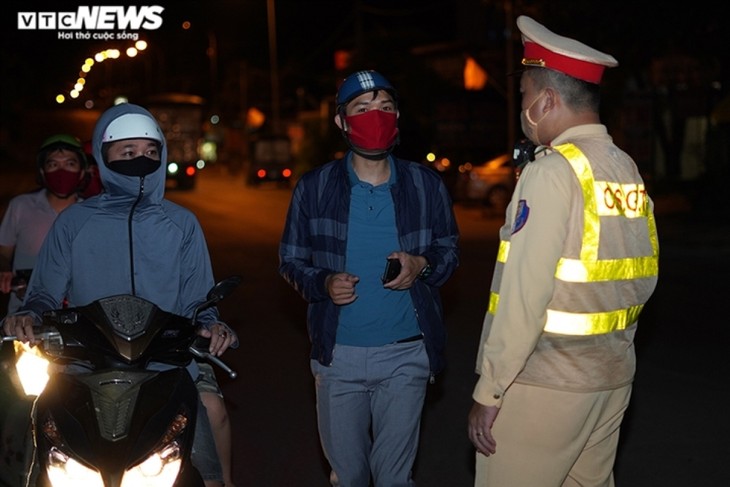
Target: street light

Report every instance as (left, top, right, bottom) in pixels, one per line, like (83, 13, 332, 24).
(55, 41, 148, 106)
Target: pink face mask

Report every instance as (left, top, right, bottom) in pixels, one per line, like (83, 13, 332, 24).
(344, 110, 398, 151)
(43, 168, 82, 197)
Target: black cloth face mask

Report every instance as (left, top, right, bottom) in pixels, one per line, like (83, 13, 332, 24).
(107, 155, 161, 177)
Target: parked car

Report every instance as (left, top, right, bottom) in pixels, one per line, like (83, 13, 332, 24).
(423, 150, 465, 198)
(453, 153, 517, 211)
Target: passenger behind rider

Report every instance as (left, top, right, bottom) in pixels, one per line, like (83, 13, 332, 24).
(0, 134, 88, 314)
(0, 134, 88, 487)
(1, 104, 237, 487)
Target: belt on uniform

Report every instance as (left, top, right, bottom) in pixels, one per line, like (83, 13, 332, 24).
(394, 334, 423, 344)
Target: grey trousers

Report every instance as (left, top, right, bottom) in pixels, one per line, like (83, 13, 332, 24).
(311, 340, 430, 487)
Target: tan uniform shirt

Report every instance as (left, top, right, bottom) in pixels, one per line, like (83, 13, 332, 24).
(473, 124, 658, 407)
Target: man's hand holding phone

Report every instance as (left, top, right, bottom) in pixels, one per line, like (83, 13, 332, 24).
(382, 253, 430, 290)
(382, 258, 402, 284)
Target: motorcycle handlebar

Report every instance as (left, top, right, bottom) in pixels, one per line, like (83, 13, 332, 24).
(1, 330, 62, 344)
(189, 346, 238, 379)
(2, 331, 238, 380)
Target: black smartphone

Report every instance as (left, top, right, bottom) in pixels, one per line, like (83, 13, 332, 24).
(382, 258, 402, 283)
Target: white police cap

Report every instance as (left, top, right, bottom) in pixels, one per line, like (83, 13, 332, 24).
(517, 15, 618, 84)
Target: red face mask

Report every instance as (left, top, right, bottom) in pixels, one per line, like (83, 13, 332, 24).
(80, 168, 103, 198)
(343, 110, 398, 151)
(43, 168, 82, 197)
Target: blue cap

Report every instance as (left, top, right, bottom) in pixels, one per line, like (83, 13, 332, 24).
(336, 70, 397, 107)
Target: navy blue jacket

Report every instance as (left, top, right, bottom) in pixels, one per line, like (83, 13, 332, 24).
(278, 155, 459, 376)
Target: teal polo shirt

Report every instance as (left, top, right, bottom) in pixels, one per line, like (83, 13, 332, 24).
(336, 156, 420, 346)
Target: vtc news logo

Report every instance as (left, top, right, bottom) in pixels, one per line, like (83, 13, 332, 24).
(17, 6, 165, 31)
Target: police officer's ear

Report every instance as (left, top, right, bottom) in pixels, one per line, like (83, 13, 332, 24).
(542, 87, 558, 112)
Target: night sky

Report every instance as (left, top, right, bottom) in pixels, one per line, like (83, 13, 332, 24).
(2, 1, 727, 165)
(3, 1, 726, 108)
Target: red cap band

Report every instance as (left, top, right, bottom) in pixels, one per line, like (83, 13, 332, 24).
(522, 41, 606, 84)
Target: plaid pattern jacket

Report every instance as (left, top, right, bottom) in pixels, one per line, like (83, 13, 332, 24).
(279, 155, 459, 376)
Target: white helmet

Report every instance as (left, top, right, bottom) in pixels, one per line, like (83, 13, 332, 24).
(101, 113, 163, 143)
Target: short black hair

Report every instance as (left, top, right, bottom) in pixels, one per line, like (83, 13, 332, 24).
(527, 67, 601, 113)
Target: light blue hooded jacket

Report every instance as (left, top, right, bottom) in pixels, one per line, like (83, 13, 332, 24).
(17, 103, 220, 328)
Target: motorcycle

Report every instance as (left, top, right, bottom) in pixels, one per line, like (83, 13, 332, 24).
(0, 276, 240, 487)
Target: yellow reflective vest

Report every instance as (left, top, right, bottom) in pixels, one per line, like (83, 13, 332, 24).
(490, 143, 659, 336)
(473, 129, 660, 404)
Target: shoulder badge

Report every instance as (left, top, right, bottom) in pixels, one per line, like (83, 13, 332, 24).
(512, 199, 530, 234)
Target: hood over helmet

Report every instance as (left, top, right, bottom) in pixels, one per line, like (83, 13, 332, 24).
(91, 103, 167, 203)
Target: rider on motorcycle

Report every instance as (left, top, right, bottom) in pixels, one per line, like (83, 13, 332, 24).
(2, 103, 237, 487)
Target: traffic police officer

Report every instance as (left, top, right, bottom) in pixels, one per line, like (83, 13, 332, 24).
(468, 15, 659, 487)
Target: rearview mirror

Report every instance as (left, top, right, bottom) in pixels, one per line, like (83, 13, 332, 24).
(207, 276, 242, 302)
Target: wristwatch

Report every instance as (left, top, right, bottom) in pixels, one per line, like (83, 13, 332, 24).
(417, 261, 433, 280)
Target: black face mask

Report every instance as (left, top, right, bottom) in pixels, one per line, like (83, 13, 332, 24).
(107, 155, 161, 177)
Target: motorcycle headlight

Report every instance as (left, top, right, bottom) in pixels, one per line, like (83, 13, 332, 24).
(42, 389, 190, 487)
(120, 440, 182, 487)
(120, 412, 189, 487)
(46, 447, 104, 487)
(14, 341, 50, 396)
(45, 440, 183, 487)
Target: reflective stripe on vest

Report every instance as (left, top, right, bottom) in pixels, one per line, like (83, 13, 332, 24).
(552, 144, 659, 284)
(489, 144, 659, 335)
